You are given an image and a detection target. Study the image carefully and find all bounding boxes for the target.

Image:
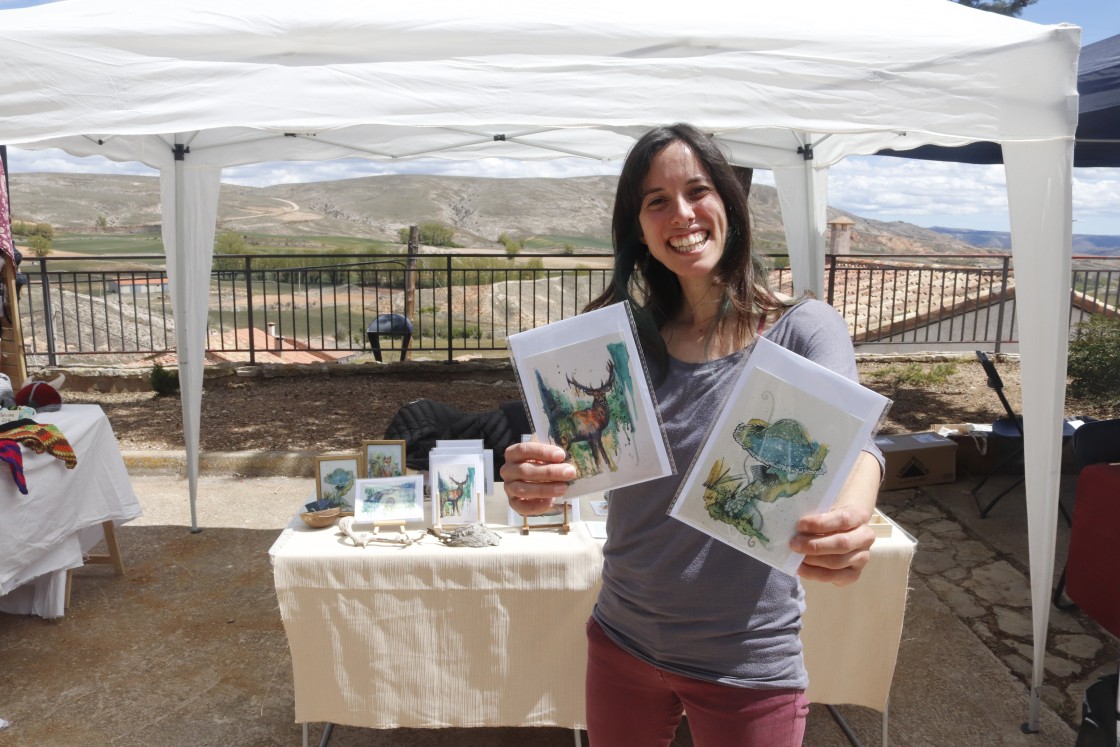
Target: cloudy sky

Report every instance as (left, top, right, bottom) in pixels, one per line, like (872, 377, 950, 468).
(4, 0, 1119, 235)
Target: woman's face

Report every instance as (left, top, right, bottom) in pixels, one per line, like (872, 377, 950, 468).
(638, 140, 728, 285)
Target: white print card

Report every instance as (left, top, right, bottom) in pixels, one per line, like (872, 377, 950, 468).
(431, 443, 494, 497)
(429, 452, 486, 527)
(508, 302, 674, 497)
(669, 337, 891, 577)
(353, 475, 425, 523)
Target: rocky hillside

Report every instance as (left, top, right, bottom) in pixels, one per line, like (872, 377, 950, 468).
(10, 171, 983, 254)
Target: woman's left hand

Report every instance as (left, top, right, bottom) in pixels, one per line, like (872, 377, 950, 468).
(790, 505, 875, 586)
(790, 451, 881, 586)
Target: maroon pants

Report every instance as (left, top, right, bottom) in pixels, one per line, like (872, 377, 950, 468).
(585, 618, 808, 747)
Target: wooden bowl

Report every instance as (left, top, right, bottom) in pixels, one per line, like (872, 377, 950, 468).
(299, 507, 341, 529)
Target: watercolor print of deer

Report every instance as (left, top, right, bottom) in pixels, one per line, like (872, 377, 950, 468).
(438, 467, 475, 518)
(536, 344, 638, 479)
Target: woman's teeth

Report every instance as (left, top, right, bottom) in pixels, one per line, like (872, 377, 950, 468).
(669, 232, 706, 252)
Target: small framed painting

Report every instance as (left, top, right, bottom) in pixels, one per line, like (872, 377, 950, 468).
(430, 452, 485, 528)
(314, 453, 361, 512)
(361, 439, 407, 478)
(353, 475, 426, 523)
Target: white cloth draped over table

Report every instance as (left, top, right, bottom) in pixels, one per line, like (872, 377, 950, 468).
(271, 490, 915, 729)
(0, 405, 141, 618)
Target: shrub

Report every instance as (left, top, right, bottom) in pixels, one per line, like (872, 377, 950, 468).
(11, 221, 54, 239)
(866, 362, 957, 387)
(1068, 315, 1120, 403)
(27, 235, 51, 257)
(150, 363, 181, 397)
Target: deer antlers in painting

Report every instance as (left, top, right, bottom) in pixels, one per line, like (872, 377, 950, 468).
(556, 361, 618, 473)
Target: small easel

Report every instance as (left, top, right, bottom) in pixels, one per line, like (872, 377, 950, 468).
(65, 521, 126, 609)
(520, 501, 571, 535)
(370, 521, 408, 539)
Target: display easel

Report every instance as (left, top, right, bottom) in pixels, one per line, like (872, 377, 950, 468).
(520, 501, 571, 535)
(64, 521, 127, 609)
(0, 257, 26, 389)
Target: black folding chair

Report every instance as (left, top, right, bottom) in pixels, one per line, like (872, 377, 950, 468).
(970, 351, 1075, 522)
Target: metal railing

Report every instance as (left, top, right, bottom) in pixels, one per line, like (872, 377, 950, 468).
(17, 252, 1120, 367)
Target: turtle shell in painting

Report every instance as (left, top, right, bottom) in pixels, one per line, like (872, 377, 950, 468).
(732, 418, 827, 476)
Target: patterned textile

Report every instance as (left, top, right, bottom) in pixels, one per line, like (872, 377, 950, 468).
(0, 149, 14, 263)
(0, 439, 27, 494)
(0, 422, 77, 469)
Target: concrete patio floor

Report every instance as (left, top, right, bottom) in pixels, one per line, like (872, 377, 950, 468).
(0, 461, 1114, 746)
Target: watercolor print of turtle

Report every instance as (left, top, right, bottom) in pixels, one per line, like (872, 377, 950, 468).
(702, 416, 829, 546)
(534, 341, 638, 480)
(323, 467, 356, 506)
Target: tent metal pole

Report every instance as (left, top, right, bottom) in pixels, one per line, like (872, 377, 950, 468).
(172, 138, 201, 533)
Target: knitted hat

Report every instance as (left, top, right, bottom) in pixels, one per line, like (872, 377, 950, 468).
(14, 382, 62, 412)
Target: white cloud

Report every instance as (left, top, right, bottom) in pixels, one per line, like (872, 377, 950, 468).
(7, 148, 157, 178)
(828, 158, 1009, 219)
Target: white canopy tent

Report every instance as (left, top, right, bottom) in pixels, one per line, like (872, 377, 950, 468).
(0, 0, 1079, 731)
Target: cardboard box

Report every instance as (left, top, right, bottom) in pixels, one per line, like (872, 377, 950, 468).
(931, 423, 1008, 478)
(874, 432, 957, 490)
(932, 422, 1081, 476)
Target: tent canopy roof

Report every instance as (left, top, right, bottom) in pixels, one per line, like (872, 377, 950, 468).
(878, 33, 1119, 168)
(0, 0, 1079, 171)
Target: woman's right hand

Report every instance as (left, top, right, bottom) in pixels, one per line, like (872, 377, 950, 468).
(500, 441, 576, 516)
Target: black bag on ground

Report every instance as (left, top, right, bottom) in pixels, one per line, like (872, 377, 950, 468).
(1075, 673, 1118, 747)
(384, 398, 530, 472)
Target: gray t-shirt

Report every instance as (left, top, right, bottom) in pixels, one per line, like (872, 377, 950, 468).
(592, 298, 880, 690)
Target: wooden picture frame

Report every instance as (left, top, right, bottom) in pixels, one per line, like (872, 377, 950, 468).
(314, 453, 361, 513)
(360, 439, 407, 478)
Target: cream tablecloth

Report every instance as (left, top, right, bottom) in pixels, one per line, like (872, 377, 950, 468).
(0, 404, 141, 618)
(271, 490, 915, 729)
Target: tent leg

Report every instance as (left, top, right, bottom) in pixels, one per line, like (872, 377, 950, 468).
(826, 705, 865, 747)
(1022, 686, 1041, 733)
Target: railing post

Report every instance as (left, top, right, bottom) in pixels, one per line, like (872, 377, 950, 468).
(445, 255, 454, 362)
(38, 257, 58, 366)
(825, 253, 837, 307)
(405, 226, 418, 362)
(244, 255, 256, 365)
(994, 256, 1010, 354)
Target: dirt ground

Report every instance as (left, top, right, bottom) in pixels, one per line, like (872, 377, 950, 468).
(61, 357, 1117, 453)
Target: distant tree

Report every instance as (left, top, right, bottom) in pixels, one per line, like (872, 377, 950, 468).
(498, 232, 521, 257)
(215, 231, 247, 254)
(12, 221, 55, 239)
(95, 215, 109, 228)
(399, 222, 456, 247)
(28, 234, 51, 257)
(953, 0, 1036, 17)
